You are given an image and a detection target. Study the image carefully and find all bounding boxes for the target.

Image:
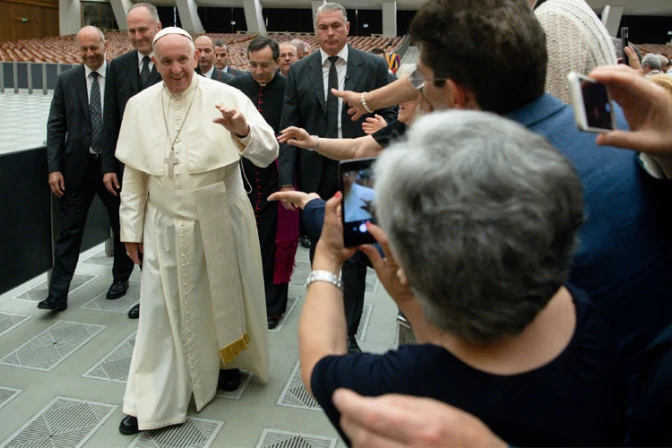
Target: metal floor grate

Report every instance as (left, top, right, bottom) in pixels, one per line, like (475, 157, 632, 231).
(268, 296, 301, 333)
(127, 417, 224, 448)
(0, 321, 105, 372)
(256, 429, 337, 448)
(365, 267, 380, 294)
(0, 396, 116, 448)
(80, 281, 140, 314)
(216, 369, 254, 400)
(82, 251, 114, 267)
(277, 362, 322, 411)
(0, 387, 22, 411)
(355, 304, 373, 342)
(12, 274, 98, 303)
(0, 313, 31, 338)
(82, 332, 136, 383)
(290, 260, 312, 287)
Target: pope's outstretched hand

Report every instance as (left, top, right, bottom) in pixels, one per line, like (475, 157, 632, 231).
(214, 104, 250, 138)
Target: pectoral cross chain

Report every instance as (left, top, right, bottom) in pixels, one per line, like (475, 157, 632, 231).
(164, 148, 180, 178)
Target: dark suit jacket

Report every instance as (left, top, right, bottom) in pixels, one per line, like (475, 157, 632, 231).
(196, 66, 234, 84)
(223, 66, 240, 77)
(102, 50, 161, 173)
(279, 45, 397, 191)
(47, 64, 107, 189)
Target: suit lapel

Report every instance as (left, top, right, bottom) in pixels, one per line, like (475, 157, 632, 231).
(148, 65, 161, 87)
(344, 46, 362, 92)
(310, 54, 326, 111)
(76, 65, 90, 121)
(129, 50, 140, 94)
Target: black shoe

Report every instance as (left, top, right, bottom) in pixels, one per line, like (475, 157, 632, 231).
(107, 280, 129, 300)
(347, 336, 362, 354)
(37, 297, 67, 312)
(267, 316, 280, 330)
(119, 415, 140, 435)
(128, 304, 140, 319)
(218, 369, 241, 392)
(299, 235, 311, 249)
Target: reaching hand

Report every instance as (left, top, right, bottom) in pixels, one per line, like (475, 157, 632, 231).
(103, 173, 120, 196)
(278, 126, 316, 149)
(48, 172, 65, 197)
(213, 104, 250, 138)
(314, 192, 357, 266)
(268, 190, 320, 210)
(331, 89, 368, 121)
(589, 65, 672, 156)
(124, 242, 143, 265)
(333, 389, 507, 448)
(362, 114, 387, 135)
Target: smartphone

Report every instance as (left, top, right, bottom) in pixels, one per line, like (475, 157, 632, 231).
(567, 72, 617, 134)
(621, 27, 629, 66)
(339, 157, 377, 247)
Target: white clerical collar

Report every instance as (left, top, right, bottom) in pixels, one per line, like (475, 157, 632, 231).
(85, 61, 107, 79)
(204, 66, 214, 79)
(320, 45, 348, 66)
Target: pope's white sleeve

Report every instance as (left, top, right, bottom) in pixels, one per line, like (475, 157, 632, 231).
(235, 94, 280, 168)
(119, 166, 149, 243)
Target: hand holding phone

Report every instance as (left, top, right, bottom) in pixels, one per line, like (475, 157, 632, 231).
(339, 157, 378, 247)
(621, 27, 630, 67)
(567, 72, 617, 134)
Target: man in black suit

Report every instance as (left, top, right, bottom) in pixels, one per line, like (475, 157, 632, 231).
(39, 26, 135, 312)
(195, 35, 233, 84)
(214, 41, 240, 76)
(102, 2, 162, 319)
(279, 2, 397, 353)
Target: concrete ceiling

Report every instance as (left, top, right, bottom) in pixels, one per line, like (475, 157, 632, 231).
(169, 0, 672, 15)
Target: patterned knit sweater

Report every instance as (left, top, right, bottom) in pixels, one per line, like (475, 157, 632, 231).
(536, 0, 617, 104)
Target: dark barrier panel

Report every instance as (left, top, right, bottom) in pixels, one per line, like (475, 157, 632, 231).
(46, 64, 58, 89)
(2, 63, 14, 89)
(31, 63, 44, 90)
(0, 147, 111, 295)
(16, 62, 28, 89)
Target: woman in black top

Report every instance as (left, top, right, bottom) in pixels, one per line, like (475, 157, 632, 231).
(297, 111, 626, 447)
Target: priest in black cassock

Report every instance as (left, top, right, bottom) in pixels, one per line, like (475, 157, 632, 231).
(230, 36, 299, 330)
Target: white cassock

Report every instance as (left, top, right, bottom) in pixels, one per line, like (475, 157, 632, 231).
(116, 75, 278, 430)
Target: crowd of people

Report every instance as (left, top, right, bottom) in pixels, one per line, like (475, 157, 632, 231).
(40, 0, 672, 445)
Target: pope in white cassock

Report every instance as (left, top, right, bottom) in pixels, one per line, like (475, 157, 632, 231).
(115, 27, 277, 434)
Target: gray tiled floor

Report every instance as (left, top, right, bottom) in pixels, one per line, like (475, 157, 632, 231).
(0, 244, 399, 447)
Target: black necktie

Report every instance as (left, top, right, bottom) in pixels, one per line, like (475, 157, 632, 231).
(89, 71, 102, 153)
(140, 55, 151, 88)
(325, 56, 339, 138)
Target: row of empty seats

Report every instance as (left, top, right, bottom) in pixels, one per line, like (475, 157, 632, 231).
(0, 31, 404, 68)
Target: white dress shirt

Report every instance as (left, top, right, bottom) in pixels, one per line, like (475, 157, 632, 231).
(320, 45, 348, 138)
(137, 51, 155, 73)
(203, 66, 215, 79)
(84, 61, 107, 154)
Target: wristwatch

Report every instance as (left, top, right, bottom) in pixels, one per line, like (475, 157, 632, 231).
(306, 270, 342, 290)
(307, 135, 320, 152)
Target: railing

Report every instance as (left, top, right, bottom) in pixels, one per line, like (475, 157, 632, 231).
(0, 61, 78, 94)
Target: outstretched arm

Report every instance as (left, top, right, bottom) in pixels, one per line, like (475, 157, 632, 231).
(278, 126, 383, 161)
(332, 77, 417, 121)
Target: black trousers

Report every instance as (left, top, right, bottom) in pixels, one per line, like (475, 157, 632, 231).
(258, 202, 289, 317)
(48, 157, 134, 300)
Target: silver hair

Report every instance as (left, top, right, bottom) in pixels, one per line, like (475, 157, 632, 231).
(315, 2, 348, 24)
(642, 53, 662, 70)
(77, 26, 105, 45)
(374, 110, 584, 344)
(128, 2, 160, 23)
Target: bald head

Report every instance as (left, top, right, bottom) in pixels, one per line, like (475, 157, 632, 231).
(194, 35, 215, 74)
(77, 26, 106, 71)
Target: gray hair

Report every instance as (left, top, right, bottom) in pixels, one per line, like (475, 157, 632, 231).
(77, 26, 105, 45)
(642, 53, 662, 70)
(374, 110, 584, 344)
(315, 2, 348, 24)
(128, 3, 160, 23)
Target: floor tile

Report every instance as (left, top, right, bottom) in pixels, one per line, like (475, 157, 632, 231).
(0, 313, 31, 338)
(82, 332, 135, 383)
(277, 362, 322, 411)
(0, 387, 22, 411)
(268, 296, 301, 334)
(12, 274, 98, 303)
(80, 282, 140, 314)
(127, 417, 224, 448)
(256, 428, 337, 448)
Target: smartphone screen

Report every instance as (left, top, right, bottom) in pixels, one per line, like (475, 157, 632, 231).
(339, 158, 377, 247)
(581, 79, 614, 131)
(621, 27, 629, 66)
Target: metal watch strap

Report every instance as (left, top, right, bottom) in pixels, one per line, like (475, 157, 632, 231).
(306, 270, 342, 289)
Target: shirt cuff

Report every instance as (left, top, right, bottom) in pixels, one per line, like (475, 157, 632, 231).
(233, 128, 252, 151)
(639, 154, 671, 180)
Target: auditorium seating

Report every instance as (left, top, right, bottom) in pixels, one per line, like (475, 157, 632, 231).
(0, 31, 405, 69)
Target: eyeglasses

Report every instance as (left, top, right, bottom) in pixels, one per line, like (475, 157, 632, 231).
(408, 67, 449, 90)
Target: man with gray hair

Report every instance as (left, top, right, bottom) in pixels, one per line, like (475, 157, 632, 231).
(642, 53, 663, 76)
(115, 27, 277, 435)
(299, 110, 626, 446)
(290, 38, 312, 59)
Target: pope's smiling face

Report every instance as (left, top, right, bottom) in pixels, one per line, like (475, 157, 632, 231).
(152, 34, 198, 94)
